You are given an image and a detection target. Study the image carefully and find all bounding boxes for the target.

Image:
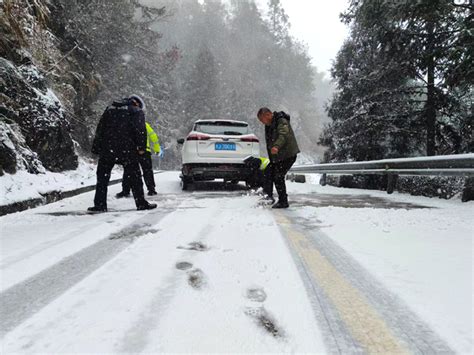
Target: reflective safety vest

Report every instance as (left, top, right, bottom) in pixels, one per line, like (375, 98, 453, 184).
(259, 157, 270, 171)
(146, 122, 160, 153)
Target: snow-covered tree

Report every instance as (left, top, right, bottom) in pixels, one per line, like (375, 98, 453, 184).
(322, 0, 473, 162)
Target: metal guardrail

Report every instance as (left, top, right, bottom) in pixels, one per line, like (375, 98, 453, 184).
(290, 153, 474, 194)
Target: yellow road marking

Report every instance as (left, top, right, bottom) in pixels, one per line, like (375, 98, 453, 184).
(275, 211, 408, 355)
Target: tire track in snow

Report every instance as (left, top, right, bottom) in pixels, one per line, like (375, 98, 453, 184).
(0, 210, 168, 336)
(1, 216, 116, 270)
(276, 219, 363, 354)
(115, 203, 222, 353)
(275, 210, 454, 354)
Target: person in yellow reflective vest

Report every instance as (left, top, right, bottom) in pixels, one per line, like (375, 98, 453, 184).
(259, 157, 270, 171)
(244, 156, 273, 201)
(116, 122, 161, 197)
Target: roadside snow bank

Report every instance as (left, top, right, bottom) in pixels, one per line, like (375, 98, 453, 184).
(0, 159, 122, 206)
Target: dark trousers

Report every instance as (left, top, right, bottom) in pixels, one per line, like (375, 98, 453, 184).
(254, 167, 272, 191)
(94, 156, 146, 209)
(263, 156, 297, 202)
(122, 151, 155, 194)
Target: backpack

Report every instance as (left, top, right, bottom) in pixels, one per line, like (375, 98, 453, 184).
(92, 102, 136, 158)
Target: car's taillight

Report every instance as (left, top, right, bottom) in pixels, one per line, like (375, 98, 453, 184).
(241, 136, 259, 143)
(187, 133, 210, 141)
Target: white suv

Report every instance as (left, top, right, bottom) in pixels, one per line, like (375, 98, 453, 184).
(177, 119, 260, 190)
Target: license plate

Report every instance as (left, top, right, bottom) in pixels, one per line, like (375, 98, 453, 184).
(215, 143, 236, 151)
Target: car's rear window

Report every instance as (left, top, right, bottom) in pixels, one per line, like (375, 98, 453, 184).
(194, 121, 249, 135)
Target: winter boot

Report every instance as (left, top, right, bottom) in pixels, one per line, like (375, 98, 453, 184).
(137, 202, 157, 211)
(272, 200, 289, 209)
(147, 190, 158, 196)
(116, 191, 130, 198)
(87, 206, 108, 213)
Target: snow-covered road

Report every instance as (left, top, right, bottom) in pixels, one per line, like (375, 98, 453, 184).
(0, 172, 472, 354)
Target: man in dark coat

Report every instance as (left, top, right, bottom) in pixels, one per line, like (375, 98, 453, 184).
(88, 95, 157, 212)
(257, 107, 300, 208)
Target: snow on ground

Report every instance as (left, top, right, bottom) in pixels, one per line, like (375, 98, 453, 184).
(304, 172, 322, 185)
(0, 171, 472, 353)
(0, 172, 179, 293)
(0, 159, 123, 205)
(287, 176, 473, 354)
(0, 172, 325, 353)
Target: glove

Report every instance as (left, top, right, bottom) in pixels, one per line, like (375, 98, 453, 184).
(158, 149, 164, 158)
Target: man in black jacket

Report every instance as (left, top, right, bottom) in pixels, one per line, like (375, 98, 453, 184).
(88, 95, 157, 212)
(257, 107, 300, 208)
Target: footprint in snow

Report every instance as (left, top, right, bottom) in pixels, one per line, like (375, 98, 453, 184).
(187, 268, 206, 289)
(244, 306, 283, 338)
(177, 241, 209, 252)
(175, 261, 193, 270)
(246, 287, 267, 302)
(244, 287, 282, 337)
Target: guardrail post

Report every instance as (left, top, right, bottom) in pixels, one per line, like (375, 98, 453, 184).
(320, 173, 327, 186)
(386, 174, 398, 194)
(462, 177, 474, 202)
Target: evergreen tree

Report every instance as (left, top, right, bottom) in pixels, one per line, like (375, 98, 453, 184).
(322, 0, 472, 162)
(144, 0, 329, 162)
(267, 0, 291, 45)
(55, 0, 178, 135)
(183, 46, 222, 122)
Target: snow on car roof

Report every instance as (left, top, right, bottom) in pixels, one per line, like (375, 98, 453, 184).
(194, 119, 248, 125)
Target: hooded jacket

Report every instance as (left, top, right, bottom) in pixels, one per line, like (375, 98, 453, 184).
(91, 100, 147, 161)
(265, 111, 300, 162)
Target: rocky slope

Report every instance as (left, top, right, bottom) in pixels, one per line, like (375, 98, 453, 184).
(1, 0, 99, 175)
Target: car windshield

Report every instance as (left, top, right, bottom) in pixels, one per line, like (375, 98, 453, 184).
(194, 122, 249, 136)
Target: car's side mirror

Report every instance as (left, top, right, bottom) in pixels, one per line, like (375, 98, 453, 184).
(177, 138, 185, 145)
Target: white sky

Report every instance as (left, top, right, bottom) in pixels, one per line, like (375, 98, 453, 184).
(258, 0, 350, 78)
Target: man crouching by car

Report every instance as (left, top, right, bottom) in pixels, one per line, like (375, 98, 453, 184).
(257, 107, 300, 208)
